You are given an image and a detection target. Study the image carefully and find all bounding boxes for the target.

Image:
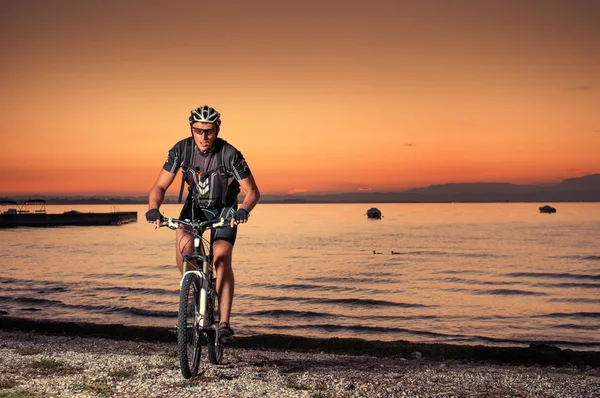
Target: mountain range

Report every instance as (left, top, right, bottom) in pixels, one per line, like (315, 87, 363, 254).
(266, 174, 600, 203)
(1, 174, 599, 204)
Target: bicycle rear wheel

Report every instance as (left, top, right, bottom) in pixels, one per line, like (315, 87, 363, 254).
(206, 289, 223, 364)
(177, 272, 201, 379)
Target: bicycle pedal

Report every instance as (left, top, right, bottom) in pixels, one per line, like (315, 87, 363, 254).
(219, 335, 234, 345)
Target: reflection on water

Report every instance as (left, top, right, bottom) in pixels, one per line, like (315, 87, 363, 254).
(1, 202, 599, 349)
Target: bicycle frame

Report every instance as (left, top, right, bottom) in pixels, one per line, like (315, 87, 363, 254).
(160, 215, 230, 376)
(165, 216, 228, 329)
(180, 231, 213, 328)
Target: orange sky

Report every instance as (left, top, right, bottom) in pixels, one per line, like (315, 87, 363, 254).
(1, 0, 599, 196)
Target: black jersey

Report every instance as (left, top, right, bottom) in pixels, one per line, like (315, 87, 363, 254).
(163, 138, 252, 208)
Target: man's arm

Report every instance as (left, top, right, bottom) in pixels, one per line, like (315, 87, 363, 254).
(149, 139, 185, 211)
(148, 169, 177, 217)
(232, 174, 260, 226)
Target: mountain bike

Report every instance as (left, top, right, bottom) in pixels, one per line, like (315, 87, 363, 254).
(160, 216, 230, 379)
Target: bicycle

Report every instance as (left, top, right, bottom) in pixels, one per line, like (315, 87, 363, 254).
(159, 215, 231, 379)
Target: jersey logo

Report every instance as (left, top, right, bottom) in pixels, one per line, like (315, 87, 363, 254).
(197, 179, 210, 198)
(240, 159, 249, 172)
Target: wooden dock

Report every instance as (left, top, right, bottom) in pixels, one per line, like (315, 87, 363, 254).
(0, 211, 138, 228)
(1, 199, 137, 228)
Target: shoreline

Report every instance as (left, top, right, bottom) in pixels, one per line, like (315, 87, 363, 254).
(1, 329, 599, 397)
(2, 316, 599, 368)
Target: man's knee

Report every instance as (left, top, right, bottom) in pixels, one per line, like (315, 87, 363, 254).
(213, 240, 233, 269)
(214, 252, 233, 269)
(176, 228, 193, 251)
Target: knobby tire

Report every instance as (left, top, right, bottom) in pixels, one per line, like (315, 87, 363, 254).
(177, 272, 201, 379)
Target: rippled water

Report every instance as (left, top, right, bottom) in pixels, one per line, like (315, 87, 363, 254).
(1, 202, 599, 350)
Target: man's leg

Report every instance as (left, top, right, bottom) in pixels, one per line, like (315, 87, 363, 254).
(175, 226, 195, 274)
(212, 239, 234, 324)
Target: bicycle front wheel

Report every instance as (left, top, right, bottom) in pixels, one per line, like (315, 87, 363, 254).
(177, 272, 201, 379)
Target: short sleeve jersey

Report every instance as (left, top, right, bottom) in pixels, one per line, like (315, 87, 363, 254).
(163, 138, 252, 208)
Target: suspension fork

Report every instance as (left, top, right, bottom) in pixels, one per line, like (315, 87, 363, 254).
(195, 235, 214, 328)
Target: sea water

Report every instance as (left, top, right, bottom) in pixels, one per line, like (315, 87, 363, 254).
(1, 202, 599, 350)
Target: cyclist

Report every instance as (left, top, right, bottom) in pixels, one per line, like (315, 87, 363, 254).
(146, 105, 261, 343)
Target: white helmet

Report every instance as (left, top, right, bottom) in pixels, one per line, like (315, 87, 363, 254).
(189, 105, 221, 128)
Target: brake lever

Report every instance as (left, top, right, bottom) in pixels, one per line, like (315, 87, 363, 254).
(167, 217, 179, 230)
(212, 217, 227, 229)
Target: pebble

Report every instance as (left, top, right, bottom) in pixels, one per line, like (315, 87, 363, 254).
(0, 331, 598, 397)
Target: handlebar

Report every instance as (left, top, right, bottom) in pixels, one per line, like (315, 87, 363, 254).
(158, 216, 232, 231)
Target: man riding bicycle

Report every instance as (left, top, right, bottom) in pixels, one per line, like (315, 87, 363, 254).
(146, 105, 261, 343)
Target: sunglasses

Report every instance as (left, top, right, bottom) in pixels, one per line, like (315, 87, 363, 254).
(191, 127, 216, 136)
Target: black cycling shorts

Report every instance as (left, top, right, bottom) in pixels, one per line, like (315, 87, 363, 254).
(179, 200, 238, 246)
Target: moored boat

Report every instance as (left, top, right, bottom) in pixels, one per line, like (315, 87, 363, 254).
(539, 205, 557, 214)
(366, 207, 382, 219)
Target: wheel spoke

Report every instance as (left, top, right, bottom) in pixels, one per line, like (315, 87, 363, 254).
(178, 273, 202, 378)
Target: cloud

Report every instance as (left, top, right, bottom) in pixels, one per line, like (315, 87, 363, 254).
(594, 129, 600, 133)
(287, 188, 308, 195)
(404, 143, 413, 147)
(566, 169, 580, 172)
(320, 181, 366, 189)
(358, 187, 372, 191)
(565, 85, 594, 91)
(484, 171, 513, 176)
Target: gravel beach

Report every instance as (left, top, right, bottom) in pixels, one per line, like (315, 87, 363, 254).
(1, 330, 599, 398)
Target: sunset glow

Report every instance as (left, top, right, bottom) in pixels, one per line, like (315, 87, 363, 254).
(1, 1, 598, 196)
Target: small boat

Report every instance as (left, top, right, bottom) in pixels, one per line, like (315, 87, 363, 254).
(0, 199, 137, 228)
(366, 207, 382, 219)
(539, 205, 557, 214)
(0, 200, 19, 215)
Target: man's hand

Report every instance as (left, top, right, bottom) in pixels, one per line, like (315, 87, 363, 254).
(145, 208, 164, 227)
(230, 208, 249, 227)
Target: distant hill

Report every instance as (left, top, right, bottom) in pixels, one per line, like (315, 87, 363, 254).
(1, 174, 599, 204)
(550, 174, 600, 191)
(404, 182, 541, 195)
(263, 174, 600, 203)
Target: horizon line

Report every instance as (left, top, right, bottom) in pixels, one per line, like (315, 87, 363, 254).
(1, 173, 598, 198)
